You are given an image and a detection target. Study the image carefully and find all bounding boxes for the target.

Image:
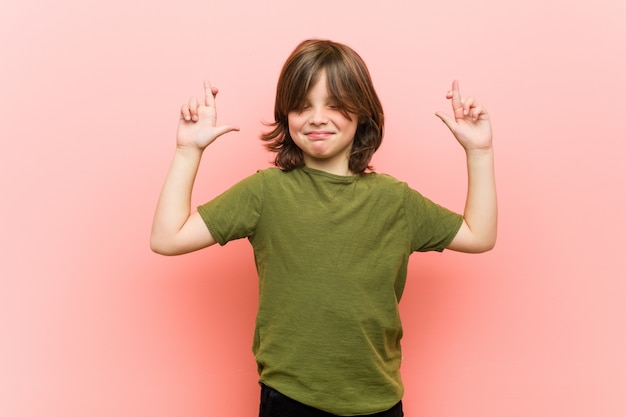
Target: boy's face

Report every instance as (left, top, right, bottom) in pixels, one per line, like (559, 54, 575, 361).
(288, 70, 358, 176)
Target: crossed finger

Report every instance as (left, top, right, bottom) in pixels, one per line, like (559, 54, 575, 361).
(446, 81, 486, 122)
(181, 96, 199, 121)
(180, 81, 219, 121)
(448, 80, 465, 120)
(204, 80, 219, 107)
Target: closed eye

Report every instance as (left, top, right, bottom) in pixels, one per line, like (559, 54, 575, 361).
(292, 104, 311, 113)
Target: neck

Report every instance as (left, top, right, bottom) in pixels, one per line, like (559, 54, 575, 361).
(303, 155, 354, 176)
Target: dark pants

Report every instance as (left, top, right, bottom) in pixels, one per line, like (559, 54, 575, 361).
(259, 384, 404, 417)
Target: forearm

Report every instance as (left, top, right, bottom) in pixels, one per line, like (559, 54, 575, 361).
(461, 147, 497, 251)
(150, 147, 204, 251)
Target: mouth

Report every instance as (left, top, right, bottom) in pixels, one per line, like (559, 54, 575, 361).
(306, 131, 334, 139)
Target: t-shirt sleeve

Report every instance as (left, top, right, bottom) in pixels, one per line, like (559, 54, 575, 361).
(196, 170, 264, 246)
(404, 185, 463, 252)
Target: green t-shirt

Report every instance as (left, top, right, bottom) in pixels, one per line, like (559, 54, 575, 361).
(198, 166, 462, 416)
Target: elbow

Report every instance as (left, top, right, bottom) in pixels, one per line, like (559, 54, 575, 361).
(150, 236, 178, 256)
(150, 242, 168, 256)
(459, 232, 497, 254)
(150, 234, 208, 256)
(478, 240, 496, 253)
(475, 234, 497, 253)
(448, 222, 497, 253)
(150, 245, 166, 256)
(472, 222, 497, 253)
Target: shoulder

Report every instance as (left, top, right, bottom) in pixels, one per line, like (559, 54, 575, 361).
(360, 172, 411, 194)
(362, 171, 404, 184)
(234, 167, 283, 187)
(252, 167, 303, 183)
(247, 167, 307, 199)
(255, 167, 284, 177)
(363, 173, 446, 212)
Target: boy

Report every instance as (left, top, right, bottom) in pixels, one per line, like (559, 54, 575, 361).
(151, 39, 496, 416)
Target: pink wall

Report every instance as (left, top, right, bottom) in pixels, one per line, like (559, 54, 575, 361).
(1, 0, 625, 416)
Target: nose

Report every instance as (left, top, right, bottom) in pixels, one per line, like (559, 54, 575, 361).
(309, 106, 329, 125)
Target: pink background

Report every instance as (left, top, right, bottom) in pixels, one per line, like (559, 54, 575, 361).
(1, 0, 625, 416)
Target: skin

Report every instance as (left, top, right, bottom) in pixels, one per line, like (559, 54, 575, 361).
(150, 79, 496, 255)
(436, 80, 497, 252)
(287, 70, 359, 176)
(150, 82, 236, 255)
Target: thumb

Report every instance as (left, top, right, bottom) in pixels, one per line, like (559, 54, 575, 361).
(435, 112, 456, 133)
(213, 125, 240, 139)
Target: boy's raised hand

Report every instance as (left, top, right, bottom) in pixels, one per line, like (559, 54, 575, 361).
(435, 80, 492, 152)
(177, 81, 239, 150)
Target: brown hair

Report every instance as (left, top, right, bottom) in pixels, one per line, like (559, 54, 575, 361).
(261, 39, 384, 174)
